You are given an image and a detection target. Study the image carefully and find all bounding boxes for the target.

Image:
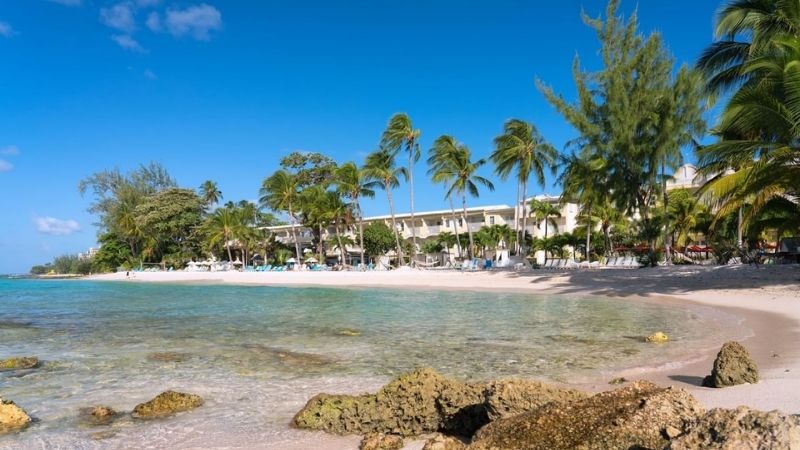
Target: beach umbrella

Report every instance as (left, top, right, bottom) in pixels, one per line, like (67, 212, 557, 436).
(286, 257, 296, 263)
(305, 257, 318, 263)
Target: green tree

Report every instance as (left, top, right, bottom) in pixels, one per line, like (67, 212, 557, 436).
(529, 199, 561, 262)
(202, 207, 245, 262)
(134, 188, 204, 263)
(335, 162, 375, 266)
(491, 119, 557, 256)
(381, 113, 421, 255)
(362, 222, 396, 263)
(280, 151, 338, 188)
(429, 135, 495, 259)
(260, 170, 302, 262)
(436, 231, 458, 261)
(91, 232, 133, 272)
(539, 0, 705, 260)
(363, 148, 409, 265)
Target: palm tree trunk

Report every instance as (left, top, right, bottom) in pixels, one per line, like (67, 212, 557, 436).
(737, 206, 743, 247)
(408, 151, 417, 262)
(225, 232, 233, 262)
(544, 219, 549, 264)
(463, 194, 475, 260)
(288, 205, 302, 261)
(386, 186, 404, 266)
(318, 224, 324, 259)
(585, 203, 592, 262)
(521, 179, 529, 257)
(448, 196, 462, 259)
(335, 221, 347, 267)
(514, 180, 521, 255)
(662, 159, 672, 265)
(357, 202, 366, 268)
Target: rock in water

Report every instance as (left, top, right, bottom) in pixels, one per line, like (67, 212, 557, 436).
(670, 406, 800, 449)
(359, 433, 403, 450)
(470, 380, 704, 450)
(646, 332, 669, 343)
(132, 391, 203, 419)
(702, 341, 759, 388)
(0, 356, 39, 371)
(79, 406, 118, 426)
(483, 379, 589, 421)
(0, 398, 31, 430)
(293, 368, 487, 437)
(421, 434, 468, 450)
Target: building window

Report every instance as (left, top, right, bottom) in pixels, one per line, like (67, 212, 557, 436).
(489, 216, 495, 225)
(436, 220, 442, 226)
(458, 219, 463, 227)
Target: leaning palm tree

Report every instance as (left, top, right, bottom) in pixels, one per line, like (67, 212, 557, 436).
(259, 170, 302, 261)
(199, 180, 222, 208)
(335, 162, 375, 267)
(491, 119, 557, 256)
(202, 207, 243, 262)
(363, 147, 409, 265)
(429, 135, 494, 259)
(381, 113, 421, 258)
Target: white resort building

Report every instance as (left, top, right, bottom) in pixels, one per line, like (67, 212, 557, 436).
(263, 164, 700, 266)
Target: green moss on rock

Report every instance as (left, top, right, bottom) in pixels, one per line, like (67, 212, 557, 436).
(0, 356, 39, 371)
(132, 390, 203, 419)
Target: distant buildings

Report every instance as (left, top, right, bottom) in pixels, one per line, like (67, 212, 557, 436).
(78, 247, 98, 261)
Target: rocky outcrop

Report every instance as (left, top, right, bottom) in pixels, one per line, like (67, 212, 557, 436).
(646, 332, 669, 343)
(483, 379, 589, 421)
(670, 406, 800, 450)
(132, 391, 203, 419)
(0, 398, 31, 430)
(293, 368, 488, 437)
(0, 356, 39, 371)
(359, 433, 403, 450)
(470, 381, 704, 450)
(79, 406, 118, 426)
(421, 434, 468, 450)
(702, 341, 759, 388)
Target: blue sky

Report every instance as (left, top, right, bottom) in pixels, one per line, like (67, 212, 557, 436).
(0, 0, 721, 273)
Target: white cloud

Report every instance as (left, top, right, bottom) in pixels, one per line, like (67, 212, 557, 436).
(100, 2, 136, 33)
(0, 21, 14, 37)
(164, 4, 222, 40)
(48, 0, 83, 6)
(144, 69, 157, 79)
(0, 160, 12, 172)
(0, 145, 19, 156)
(35, 217, 81, 236)
(145, 11, 161, 31)
(112, 34, 146, 52)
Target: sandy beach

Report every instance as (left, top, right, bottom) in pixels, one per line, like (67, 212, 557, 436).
(89, 264, 800, 416)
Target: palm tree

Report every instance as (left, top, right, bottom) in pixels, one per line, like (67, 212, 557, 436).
(202, 207, 243, 262)
(558, 153, 606, 262)
(381, 113, 421, 258)
(335, 162, 375, 267)
(199, 180, 222, 208)
(436, 231, 457, 261)
(427, 136, 464, 258)
(363, 148, 409, 265)
(259, 170, 302, 262)
(529, 198, 561, 263)
(491, 119, 557, 256)
(429, 135, 495, 259)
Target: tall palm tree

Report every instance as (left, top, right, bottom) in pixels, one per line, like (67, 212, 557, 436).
(529, 198, 561, 263)
(335, 162, 375, 267)
(427, 136, 463, 258)
(436, 231, 457, 261)
(199, 180, 222, 208)
(558, 152, 606, 262)
(363, 148, 409, 265)
(381, 113, 421, 258)
(259, 170, 302, 262)
(429, 135, 494, 259)
(491, 119, 557, 256)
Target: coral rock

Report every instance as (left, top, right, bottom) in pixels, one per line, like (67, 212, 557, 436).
(132, 391, 203, 419)
(670, 406, 800, 449)
(702, 341, 759, 388)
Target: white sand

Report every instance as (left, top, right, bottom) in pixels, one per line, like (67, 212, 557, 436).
(89, 265, 800, 416)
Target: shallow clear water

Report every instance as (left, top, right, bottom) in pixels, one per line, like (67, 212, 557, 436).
(0, 279, 745, 449)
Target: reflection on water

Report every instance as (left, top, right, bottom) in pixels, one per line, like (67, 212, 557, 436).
(0, 279, 746, 449)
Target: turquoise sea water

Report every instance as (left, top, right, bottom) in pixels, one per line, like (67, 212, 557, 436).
(0, 279, 746, 449)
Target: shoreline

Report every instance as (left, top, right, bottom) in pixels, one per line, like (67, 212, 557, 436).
(85, 264, 800, 414)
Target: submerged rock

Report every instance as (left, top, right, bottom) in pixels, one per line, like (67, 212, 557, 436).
(670, 406, 800, 449)
(646, 332, 669, 343)
(337, 328, 362, 337)
(132, 391, 203, 419)
(422, 434, 468, 450)
(470, 380, 704, 450)
(0, 356, 39, 371)
(241, 344, 333, 369)
(294, 368, 488, 437)
(147, 352, 191, 363)
(359, 432, 403, 450)
(483, 379, 589, 421)
(702, 341, 759, 388)
(0, 398, 31, 430)
(79, 406, 118, 426)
